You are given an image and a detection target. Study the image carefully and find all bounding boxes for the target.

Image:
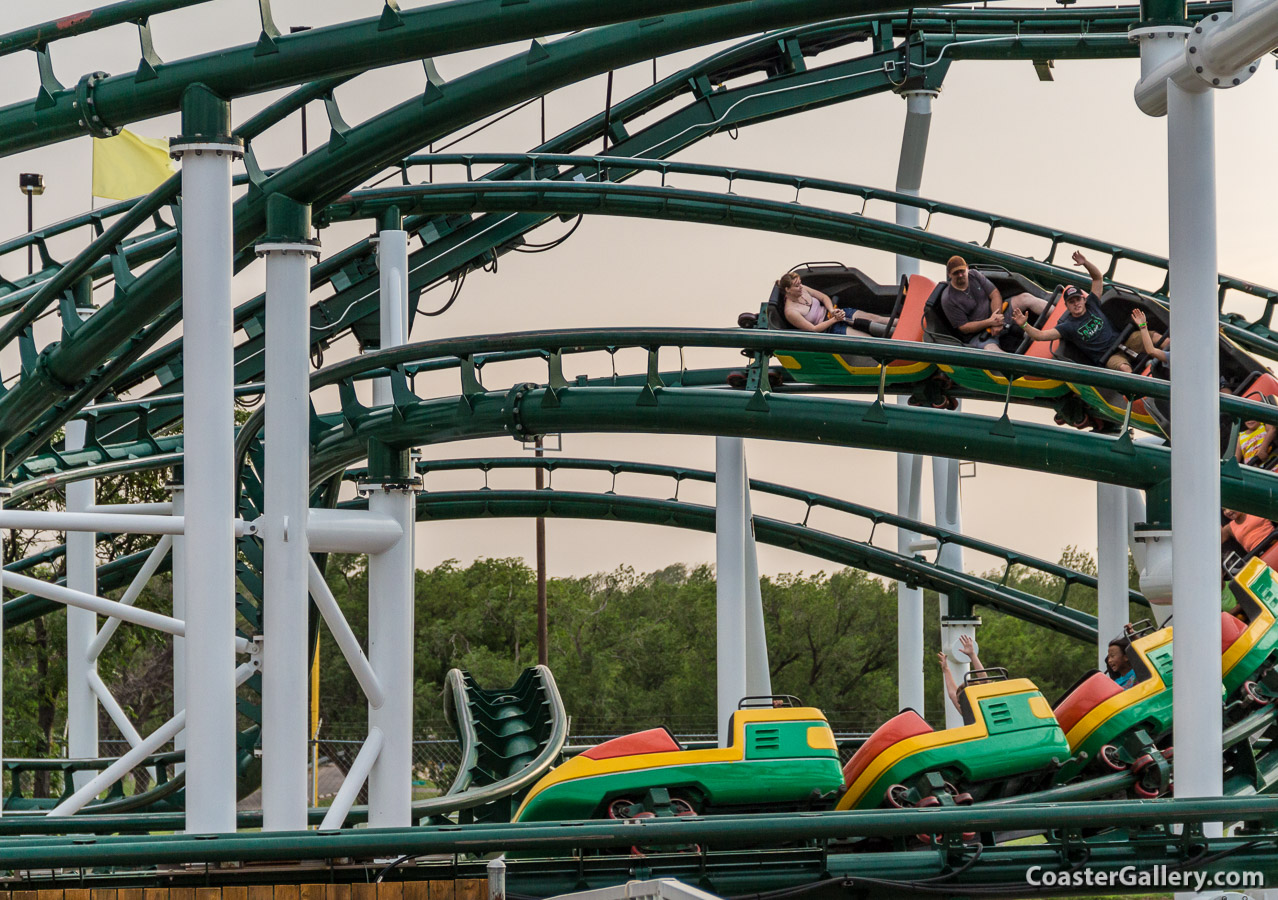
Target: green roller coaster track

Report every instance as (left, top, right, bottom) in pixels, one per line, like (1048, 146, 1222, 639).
(2, 0, 1276, 875)
(3, 452, 1141, 635)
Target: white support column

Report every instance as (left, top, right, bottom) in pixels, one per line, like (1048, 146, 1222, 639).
(1096, 483, 1130, 670)
(170, 87, 243, 834)
(896, 451, 925, 713)
(893, 89, 936, 717)
(933, 454, 970, 729)
(0, 487, 7, 817)
(741, 463, 770, 698)
(257, 197, 320, 832)
(170, 482, 185, 771)
(715, 436, 748, 747)
(1167, 76, 1223, 831)
(64, 422, 98, 790)
(366, 223, 417, 828)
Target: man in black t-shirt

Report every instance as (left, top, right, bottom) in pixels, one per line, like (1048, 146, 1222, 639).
(939, 255, 1048, 351)
(1012, 251, 1164, 371)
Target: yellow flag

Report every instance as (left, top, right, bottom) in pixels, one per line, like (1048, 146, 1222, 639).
(92, 129, 175, 201)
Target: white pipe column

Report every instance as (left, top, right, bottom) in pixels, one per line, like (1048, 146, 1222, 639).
(741, 463, 770, 698)
(894, 89, 937, 715)
(1168, 74, 1223, 830)
(170, 481, 185, 770)
(715, 436, 748, 746)
(896, 456, 925, 712)
(1134, 18, 1226, 834)
(170, 85, 243, 834)
(64, 421, 98, 790)
(1096, 483, 1130, 669)
(0, 487, 7, 817)
(933, 455, 972, 729)
(366, 219, 417, 828)
(257, 196, 320, 831)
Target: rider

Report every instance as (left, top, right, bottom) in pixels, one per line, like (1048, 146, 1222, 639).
(940, 255, 1046, 351)
(1106, 633, 1137, 689)
(938, 633, 985, 712)
(1011, 252, 1165, 372)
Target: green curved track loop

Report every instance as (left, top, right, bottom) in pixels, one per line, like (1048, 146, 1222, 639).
(2, 444, 1129, 635)
(438, 666, 568, 825)
(320, 168, 1278, 359)
(1, 0, 1273, 845)
(0, 0, 955, 471)
(399, 489, 1099, 639)
(411, 457, 1148, 609)
(3, 3, 1255, 478)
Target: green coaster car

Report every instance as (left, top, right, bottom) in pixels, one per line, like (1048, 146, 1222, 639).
(512, 701, 844, 823)
(835, 672, 1069, 811)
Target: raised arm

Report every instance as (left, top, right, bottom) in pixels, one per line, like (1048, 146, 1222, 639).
(958, 633, 984, 672)
(1010, 306, 1060, 341)
(1130, 309, 1167, 362)
(1072, 250, 1105, 297)
(938, 651, 960, 712)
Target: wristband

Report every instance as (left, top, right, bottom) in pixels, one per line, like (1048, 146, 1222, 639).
(1139, 323, 1147, 329)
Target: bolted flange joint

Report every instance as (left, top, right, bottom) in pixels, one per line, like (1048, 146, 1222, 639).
(503, 382, 541, 442)
(1185, 12, 1259, 89)
(74, 72, 121, 139)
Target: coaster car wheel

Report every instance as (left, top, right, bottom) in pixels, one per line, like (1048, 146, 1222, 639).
(607, 798, 652, 820)
(1244, 681, 1271, 706)
(885, 784, 911, 809)
(1099, 744, 1129, 771)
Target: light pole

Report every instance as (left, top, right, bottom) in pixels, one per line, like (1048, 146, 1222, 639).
(290, 26, 311, 155)
(18, 173, 44, 275)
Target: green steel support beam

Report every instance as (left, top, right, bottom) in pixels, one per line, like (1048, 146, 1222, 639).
(1, 443, 1120, 636)
(410, 457, 1147, 608)
(0, 1, 212, 59)
(0, 0, 950, 472)
(318, 170, 1278, 359)
(0, 0, 769, 157)
(396, 489, 1099, 639)
(0, 796, 1274, 868)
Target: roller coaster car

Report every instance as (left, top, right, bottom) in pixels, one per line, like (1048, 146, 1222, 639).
(921, 265, 1074, 405)
(734, 262, 936, 388)
(1223, 559, 1278, 703)
(1050, 621, 1173, 795)
(510, 699, 844, 823)
(1146, 336, 1275, 443)
(834, 670, 1069, 811)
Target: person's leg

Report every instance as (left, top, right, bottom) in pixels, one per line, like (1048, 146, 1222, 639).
(1007, 292, 1048, 317)
(1105, 353, 1134, 373)
(969, 335, 1005, 352)
(851, 310, 891, 327)
(1124, 329, 1165, 353)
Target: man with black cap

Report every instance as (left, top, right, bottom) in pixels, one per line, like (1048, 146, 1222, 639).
(940, 255, 1047, 351)
(1011, 251, 1164, 372)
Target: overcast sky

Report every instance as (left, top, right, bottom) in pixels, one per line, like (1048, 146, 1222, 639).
(0, 0, 1274, 582)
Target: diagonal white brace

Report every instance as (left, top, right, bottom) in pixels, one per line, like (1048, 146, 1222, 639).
(87, 670, 144, 748)
(307, 558, 386, 709)
(318, 726, 384, 831)
(86, 534, 173, 662)
(7, 571, 184, 636)
(48, 661, 257, 817)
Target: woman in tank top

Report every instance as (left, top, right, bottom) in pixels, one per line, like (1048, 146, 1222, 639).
(778, 272, 889, 334)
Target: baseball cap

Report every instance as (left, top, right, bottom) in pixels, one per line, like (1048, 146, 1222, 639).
(946, 256, 967, 276)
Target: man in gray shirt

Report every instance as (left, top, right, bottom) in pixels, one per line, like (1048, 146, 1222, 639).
(940, 255, 1049, 351)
